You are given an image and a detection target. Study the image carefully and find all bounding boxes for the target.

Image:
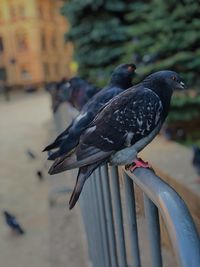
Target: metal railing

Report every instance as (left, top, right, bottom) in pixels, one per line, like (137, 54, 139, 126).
(53, 104, 200, 267)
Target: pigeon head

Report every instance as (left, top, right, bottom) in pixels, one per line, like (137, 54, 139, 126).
(142, 70, 185, 117)
(69, 77, 88, 90)
(110, 63, 136, 89)
(143, 70, 185, 91)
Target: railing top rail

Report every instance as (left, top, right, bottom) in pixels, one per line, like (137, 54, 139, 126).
(123, 167, 200, 267)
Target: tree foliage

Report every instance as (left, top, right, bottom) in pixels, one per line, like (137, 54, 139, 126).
(124, 0, 200, 88)
(61, 0, 134, 83)
(61, 0, 200, 88)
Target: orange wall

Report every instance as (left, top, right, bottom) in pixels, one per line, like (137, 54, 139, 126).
(0, 0, 74, 86)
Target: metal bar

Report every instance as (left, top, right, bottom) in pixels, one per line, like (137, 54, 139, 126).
(109, 166, 127, 267)
(143, 194, 162, 267)
(96, 168, 111, 267)
(91, 171, 105, 267)
(88, 175, 100, 267)
(79, 184, 93, 264)
(123, 172, 141, 267)
(80, 176, 95, 265)
(123, 167, 200, 267)
(101, 165, 119, 267)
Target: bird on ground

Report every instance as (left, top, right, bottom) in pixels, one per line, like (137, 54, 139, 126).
(3, 211, 25, 235)
(36, 170, 44, 181)
(26, 149, 37, 159)
(192, 145, 200, 183)
(43, 63, 136, 160)
(48, 70, 185, 209)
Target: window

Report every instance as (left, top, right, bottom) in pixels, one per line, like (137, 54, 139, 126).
(16, 30, 28, 51)
(51, 34, 56, 49)
(0, 67, 7, 81)
(38, 5, 44, 19)
(41, 31, 46, 50)
(43, 63, 49, 78)
(54, 63, 59, 76)
(10, 6, 17, 20)
(0, 36, 4, 52)
(19, 5, 25, 18)
(20, 65, 31, 80)
(0, 10, 3, 23)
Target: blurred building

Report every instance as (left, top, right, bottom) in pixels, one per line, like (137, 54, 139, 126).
(0, 0, 73, 87)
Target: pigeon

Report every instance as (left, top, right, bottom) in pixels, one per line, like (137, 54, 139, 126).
(26, 149, 36, 159)
(43, 63, 136, 160)
(53, 77, 98, 113)
(192, 145, 200, 183)
(48, 70, 185, 209)
(36, 170, 44, 181)
(51, 78, 69, 113)
(3, 211, 25, 235)
(67, 77, 98, 111)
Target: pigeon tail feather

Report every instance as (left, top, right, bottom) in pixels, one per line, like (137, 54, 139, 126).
(43, 126, 72, 152)
(69, 162, 101, 209)
(48, 136, 79, 160)
(48, 149, 111, 175)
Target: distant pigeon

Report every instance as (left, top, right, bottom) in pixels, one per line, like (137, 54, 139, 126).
(36, 170, 44, 181)
(48, 70, 185, 209)
(53, 77, 98, 113)
(3, 211, 25, 235)
(66, 77, 98, 111)
(26, 149, 36, 159)
(192, 145, 200, 183)
(51, 78, 68, 113)
(43, 63, 136, 160)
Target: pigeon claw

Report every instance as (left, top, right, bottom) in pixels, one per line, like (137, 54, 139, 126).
(125, 158, 152, 173)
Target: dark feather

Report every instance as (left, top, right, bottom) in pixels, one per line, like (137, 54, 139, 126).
(69, 161, 102, 209)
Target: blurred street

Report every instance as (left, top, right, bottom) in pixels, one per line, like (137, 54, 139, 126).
(0, 92, 88, 267)
(0, 92, 51, 267)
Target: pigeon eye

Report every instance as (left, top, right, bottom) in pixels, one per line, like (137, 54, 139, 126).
(128, 66, 135, 72)
(171, 76, 177, 81)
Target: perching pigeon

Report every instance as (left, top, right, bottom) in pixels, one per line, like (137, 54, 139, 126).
(43, 63, 136, 160)
(53, 77, 98, 113)
(66, 77, 98, 111)
(48, 70, 185, 209)
(3, 211, 25, 235)
(192, 145, 200, 183)
(51, 78, 68, 113)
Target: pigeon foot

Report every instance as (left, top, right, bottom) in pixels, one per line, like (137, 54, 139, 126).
(125, 158, 152, 173)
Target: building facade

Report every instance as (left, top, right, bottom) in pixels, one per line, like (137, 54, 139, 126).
(0, 0, 74, 87)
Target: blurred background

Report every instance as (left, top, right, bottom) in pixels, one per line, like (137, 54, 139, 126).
(0, 0, 199, 267)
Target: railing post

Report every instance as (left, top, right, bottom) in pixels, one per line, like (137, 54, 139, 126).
(124, 172, 141, 267)
(95, 168, 111, 267)
(101, 165, 119, 267)
(109, 166, 128, 267)
(143, 194, 163, 267)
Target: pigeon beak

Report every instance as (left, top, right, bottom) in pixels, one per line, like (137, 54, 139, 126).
(176, 81, 186, 90)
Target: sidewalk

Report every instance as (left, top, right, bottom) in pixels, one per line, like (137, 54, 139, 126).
(0, 92, 89, 267)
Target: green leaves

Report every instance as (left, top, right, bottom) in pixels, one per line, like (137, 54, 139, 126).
(61, 0, 134, 83)
(167, 94, 200, 123)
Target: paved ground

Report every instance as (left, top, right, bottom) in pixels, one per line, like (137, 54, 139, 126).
(0, 92, 89, 267)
